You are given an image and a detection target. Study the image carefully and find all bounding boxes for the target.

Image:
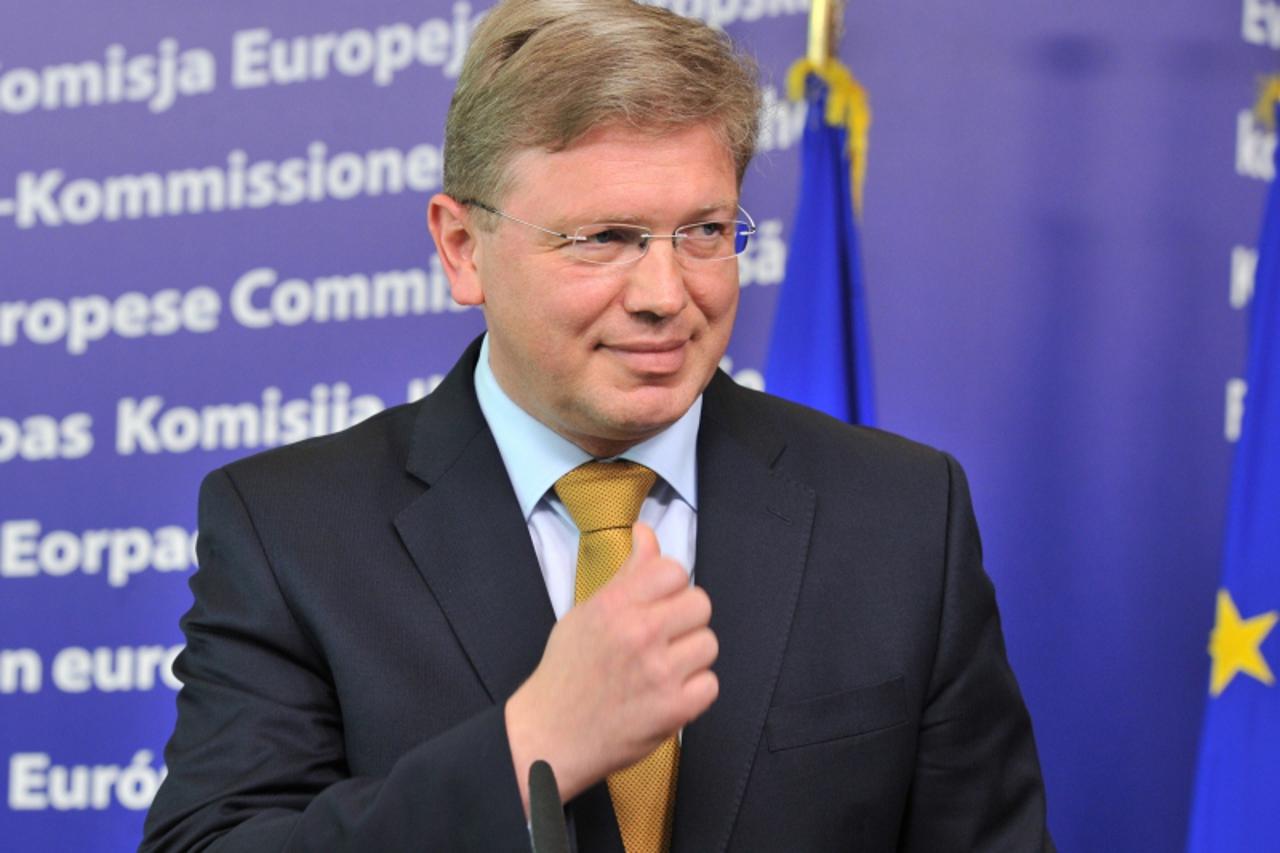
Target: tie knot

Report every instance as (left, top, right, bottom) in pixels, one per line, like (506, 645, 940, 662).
(554, 461, 657, 534)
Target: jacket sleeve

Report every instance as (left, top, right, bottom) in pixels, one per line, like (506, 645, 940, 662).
(898, 453, 1055, 853)
(140, 468, 532, 853)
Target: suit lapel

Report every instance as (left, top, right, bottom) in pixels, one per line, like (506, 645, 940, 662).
(393, 339, 557, 703)
(392, 340, 626, 852)
(672, 374, 816, 853)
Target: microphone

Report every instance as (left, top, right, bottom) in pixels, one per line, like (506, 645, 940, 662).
(529, 759, 571, 853)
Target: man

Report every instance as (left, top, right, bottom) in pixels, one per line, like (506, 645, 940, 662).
(143, 0, 1052, 850)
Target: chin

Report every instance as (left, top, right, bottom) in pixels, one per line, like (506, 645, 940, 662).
(605, 387, 696, 434)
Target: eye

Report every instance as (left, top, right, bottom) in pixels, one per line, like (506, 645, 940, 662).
(588, 228, 625, 244)
(578, 225, 643, 245)
(688, 221, 727, 239)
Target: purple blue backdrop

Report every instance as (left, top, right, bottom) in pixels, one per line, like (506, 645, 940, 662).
(0, 1, 1268, 850)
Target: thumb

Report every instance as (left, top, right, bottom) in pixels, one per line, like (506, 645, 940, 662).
(626, 522, 661, 568)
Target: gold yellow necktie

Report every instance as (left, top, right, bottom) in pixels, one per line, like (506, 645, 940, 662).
(554, 461, 678, 853)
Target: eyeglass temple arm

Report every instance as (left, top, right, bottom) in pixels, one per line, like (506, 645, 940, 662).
(459, 199, 583, 243)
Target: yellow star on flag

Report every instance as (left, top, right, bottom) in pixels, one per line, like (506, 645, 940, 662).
(1208, 588, 1278, 697)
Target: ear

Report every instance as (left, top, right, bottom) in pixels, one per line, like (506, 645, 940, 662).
(427, 193, 485, 306)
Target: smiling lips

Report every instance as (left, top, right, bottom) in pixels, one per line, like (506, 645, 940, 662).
(602, 339, 690, 374)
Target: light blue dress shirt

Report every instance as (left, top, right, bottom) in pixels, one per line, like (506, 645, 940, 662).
(473, 334, 699, 619)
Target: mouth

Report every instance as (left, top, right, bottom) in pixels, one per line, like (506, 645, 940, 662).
(601, 339, 690, 375)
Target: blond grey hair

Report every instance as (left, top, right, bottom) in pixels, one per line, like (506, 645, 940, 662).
(442, 0, 760, 211)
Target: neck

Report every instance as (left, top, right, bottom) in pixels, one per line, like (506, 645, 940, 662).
(558, 429, 650, 460)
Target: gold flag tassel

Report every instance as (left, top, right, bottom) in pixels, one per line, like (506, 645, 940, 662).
(785, 57, 871, 216)
(1254, 74, 1280, 130)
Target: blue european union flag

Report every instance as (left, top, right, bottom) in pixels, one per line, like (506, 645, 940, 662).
(1187, 103, 1280, 852)
(764, 75, 875, 425)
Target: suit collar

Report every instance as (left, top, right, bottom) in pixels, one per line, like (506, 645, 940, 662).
(403, 336, 489, 488)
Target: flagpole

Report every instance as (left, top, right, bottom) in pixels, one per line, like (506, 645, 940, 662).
(807, 0, 842, 67)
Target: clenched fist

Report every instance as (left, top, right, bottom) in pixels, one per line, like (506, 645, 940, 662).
(505, 522, 719, 812)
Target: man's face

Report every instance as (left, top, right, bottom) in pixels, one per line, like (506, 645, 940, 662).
(464, 123, 741, 456)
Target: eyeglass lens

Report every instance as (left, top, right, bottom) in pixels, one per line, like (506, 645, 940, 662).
(571, 221, 752, 264)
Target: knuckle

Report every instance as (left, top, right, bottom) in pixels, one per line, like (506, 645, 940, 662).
(676, 674, 716, 721)
(638, 611, 662, 645)
(619, 613, 658, 651)
(616, 619, 642, 651)
(642, 653, 672, 687)
(655, 559, 686, 589)
(703, 630, 719, 662)
(661, 704, 689, 732)
(689, 588, 712, 622)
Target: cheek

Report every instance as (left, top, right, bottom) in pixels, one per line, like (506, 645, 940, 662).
(542, 277, 624, 336)
(487, 259, 606, 334)
(693, 276, 740, 327)
(516, 288, 616, 372)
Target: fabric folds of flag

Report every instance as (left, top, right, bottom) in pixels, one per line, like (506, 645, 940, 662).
(1187, 101, 1280, 852)
(764, 69, 875, 425)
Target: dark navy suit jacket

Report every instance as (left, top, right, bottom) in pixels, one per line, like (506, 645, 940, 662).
(142, 338, 1052, 852)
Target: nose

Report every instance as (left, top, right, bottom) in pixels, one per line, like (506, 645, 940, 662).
(621, 237, 688, 320)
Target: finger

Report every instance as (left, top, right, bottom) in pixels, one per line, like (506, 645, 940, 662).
(667, 627, 719, 681)
(679, 669, 719, 721)
(656, 585, 712, 639)
(616, 524, 687, 603)
(621, 556, 689, 604)
(628, 522, 661, 565)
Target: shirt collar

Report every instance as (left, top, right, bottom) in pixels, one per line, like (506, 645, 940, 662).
(473, 333, 701, 519)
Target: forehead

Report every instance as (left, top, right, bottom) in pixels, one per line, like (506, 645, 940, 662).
(499, 123, 739, 223)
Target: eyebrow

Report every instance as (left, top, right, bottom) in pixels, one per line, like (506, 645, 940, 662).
(557, 200, 739, 228)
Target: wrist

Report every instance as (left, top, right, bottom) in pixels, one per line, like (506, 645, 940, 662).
(505, 683, 593, 809)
